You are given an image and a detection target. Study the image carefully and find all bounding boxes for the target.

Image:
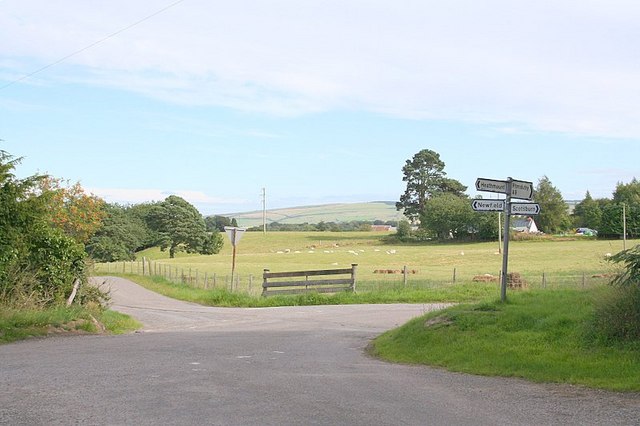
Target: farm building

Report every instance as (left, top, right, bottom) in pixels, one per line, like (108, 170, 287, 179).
(371, 225, 397, 232)
(511, 217, 539, 233)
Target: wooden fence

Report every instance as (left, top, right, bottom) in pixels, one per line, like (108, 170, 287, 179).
(262, 264, 357, 297)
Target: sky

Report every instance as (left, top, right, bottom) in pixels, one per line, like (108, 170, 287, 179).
(1, 1, 639, 215)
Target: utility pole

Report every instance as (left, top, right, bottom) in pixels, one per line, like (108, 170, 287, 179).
(623, 202, 627, 250)
(262, 187, 267, 235)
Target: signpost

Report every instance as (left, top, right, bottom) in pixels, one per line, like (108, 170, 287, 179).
(224, 226, 247, 290)
(473, 177, 540, 302)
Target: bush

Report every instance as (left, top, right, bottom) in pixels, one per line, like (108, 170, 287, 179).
(590, 244, 640, 342)
(590, 285, 640, 342)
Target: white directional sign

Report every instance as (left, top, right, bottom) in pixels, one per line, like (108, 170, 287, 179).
(510, 180, 534, 200)
(471, 199, 505, 212)
(510, 203, 541, 215)
(475, 178, 508, 194)
(475, 178, 533, 200)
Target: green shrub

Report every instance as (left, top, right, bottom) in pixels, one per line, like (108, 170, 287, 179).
(590, 244, 640, 342)
(590, 285, 640, 342)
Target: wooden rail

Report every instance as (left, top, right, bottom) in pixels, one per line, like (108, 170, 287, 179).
(262, 264, 357, 297)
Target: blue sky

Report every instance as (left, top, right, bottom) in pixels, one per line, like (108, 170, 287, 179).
(1, 1, 639, 215)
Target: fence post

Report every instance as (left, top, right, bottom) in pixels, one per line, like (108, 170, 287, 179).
(452, 267, 457, 283)
(262, 269, 270, 297)
(403, 265, 408, 287)
(542, 272, 546, 288)
(204, 272, 208, 289)
(351, 264, 358, 293)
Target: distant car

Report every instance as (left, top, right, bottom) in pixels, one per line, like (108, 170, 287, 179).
(576, 228, 598, 236)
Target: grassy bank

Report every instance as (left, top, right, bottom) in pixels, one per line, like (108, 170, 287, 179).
(0, 305, 141, 344)
(370, 287, 640, 392)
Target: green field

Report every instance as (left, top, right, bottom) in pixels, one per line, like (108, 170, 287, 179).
(95, 232, 635, 296)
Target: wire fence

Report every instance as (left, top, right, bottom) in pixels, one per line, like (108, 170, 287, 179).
(93, 259, 616, 297)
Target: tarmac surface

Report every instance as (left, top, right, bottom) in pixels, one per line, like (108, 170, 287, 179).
(1, 276, 639, 425)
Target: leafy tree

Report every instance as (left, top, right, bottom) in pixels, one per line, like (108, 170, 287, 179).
(205, 215, 233, 232)
(599, 201, 640, 239)
(37, 177, 106, 244)
(86, 204, 150, 262)
(128, 202, 163, 249)
(572, 191, 602, 230)
(471, 208, 500, 241)
(613, 178, 640, 205)
(419, 193, 474, 240)
(0, 150, 87, 306)
(612, 179, 640, 238)
(147, 195, 223, 258)
(396, 149, 466, 222)
(395, 220, 412, 240)
(534, 176, 570, 234)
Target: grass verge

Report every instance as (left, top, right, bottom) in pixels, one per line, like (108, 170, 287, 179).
(0, 305, 141, 344)
(109, 273, 498, 307)
(369, 286, 640, 392)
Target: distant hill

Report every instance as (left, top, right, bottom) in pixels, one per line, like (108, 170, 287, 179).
(227, 201, 405, 228)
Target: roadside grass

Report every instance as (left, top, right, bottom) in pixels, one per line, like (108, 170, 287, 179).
(112, 273, 498, 307)
(369, 287, 640, 392)
(0, 305, 141, 344)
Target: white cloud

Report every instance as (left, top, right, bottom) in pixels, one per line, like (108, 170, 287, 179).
(3, 1, 640, 137)
(88, 187, 248, 208)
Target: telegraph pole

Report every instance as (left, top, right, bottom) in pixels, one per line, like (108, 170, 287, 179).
(623, 202, 627, 250)
(262, 187, 267, 234)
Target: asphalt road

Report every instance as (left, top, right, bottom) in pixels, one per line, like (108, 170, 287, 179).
(1, 276, 639, 425)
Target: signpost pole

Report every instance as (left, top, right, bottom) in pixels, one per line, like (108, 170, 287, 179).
(231, 228, 237, 290)
(224, 226, 246, 292)
(500, 178, 513, 302)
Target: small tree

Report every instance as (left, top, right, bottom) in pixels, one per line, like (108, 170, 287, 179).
(37, 177, 106, 244)
(534, 176, 570, 234)
(396, 220, 412, 240)
(419, 193, 474, 240)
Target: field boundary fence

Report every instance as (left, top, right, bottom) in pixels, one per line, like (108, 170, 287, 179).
(94, 258, 261, 295)
(93, 259, 617, 296)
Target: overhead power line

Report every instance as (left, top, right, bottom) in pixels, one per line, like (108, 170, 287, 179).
(0, 0, 187, 91)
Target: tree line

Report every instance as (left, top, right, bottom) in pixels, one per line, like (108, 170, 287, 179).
(395, 149, 639, 241)
(0, 149, 223, 307)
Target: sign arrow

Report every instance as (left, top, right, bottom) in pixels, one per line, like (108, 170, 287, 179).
(510, 203, 540, 215)
(472, 199, 505, 212)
